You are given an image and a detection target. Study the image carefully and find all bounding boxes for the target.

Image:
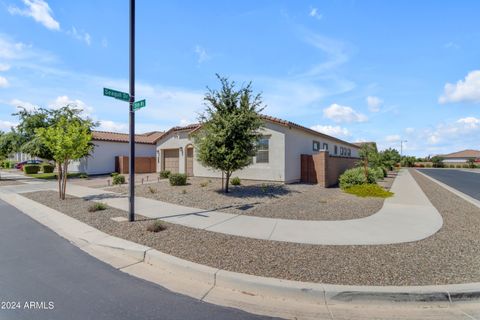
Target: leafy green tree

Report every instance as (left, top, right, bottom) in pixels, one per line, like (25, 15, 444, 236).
(193, 75, 265, 193)
(358, 143, 378, 180)
(467, 158, 476, 168)
(36, 112, 96, 199)
(400, 156, 416, 167)
(378, 148, 401, 170)
(0, 131, 19, 159)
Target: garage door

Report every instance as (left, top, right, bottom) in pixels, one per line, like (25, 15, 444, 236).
(163, 149, 179, 173)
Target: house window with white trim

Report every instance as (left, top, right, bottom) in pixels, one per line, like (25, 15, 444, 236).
(313, 140, 321, 151)
(323, 143, 328, 151)
(334, 145, 338, 155)
(347, 148, 351, 157)
(256, 136, 269, 163)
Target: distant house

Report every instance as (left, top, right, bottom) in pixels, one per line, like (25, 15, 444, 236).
(439, 149, 480, 163)
(68, 131, 164, 175)
(155, 115, 360, 184)
(353, 141, 378, 152)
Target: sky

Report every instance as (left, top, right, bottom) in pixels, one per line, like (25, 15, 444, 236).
(0, 0, 479, 157)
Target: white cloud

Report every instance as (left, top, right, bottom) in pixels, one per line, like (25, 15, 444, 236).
(457, 116, 480, 129)
(366, 95, 383, 112)
(67, 27, 91, 46)
(10, 98, 37, 111)
(50, 96, 94, 115)
(323, 103, 367, 123)
(194, 45, 210, 64)
(311, 125, 350, 138)
(444, 42, 460, 49)
(8, 0, 60, 31)
(0, 64, 11, 72)
(405, 127, 415, 134)
(0, 120, 17, 131)
(385, 134, 401, 142)
(309, 7, 322, 20)
(439, 70, 480, 104)
(424, 116, 480, 146)
(97, 120, 128, 132)
(0, 76, 9, 88)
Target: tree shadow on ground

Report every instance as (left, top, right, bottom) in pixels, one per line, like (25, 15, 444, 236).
(214, 184, 295, 199)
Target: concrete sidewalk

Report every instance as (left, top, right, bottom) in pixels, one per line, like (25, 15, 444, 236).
(47, 169, 443, 245)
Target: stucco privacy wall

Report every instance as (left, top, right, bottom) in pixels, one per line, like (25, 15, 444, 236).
(284, 126, 359, 183)
(69, 141, 156, 175)
(301, 151, 357, 186)
(156, 122, 287, 181)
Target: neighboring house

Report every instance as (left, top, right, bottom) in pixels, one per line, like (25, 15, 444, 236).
(353, 141, 378, 152)
(155, 115, 360, 183)
(439, 149, 480, 163)
(68, 131, 164, 175)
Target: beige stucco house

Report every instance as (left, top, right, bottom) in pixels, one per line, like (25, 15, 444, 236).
(155, 115, 360, 183)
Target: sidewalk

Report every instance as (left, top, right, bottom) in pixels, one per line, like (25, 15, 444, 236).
(52, 169, 443, 245)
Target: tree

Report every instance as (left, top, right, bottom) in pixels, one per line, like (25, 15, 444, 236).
(36, 111, 95, 199)
(0, 131, 19, 159)
(358, 143, 378, 180)
(430, 156, 444, 168)
(193, 75, 265, 193)
(378, 148, 401, 170)
(467, 158, 476, 168)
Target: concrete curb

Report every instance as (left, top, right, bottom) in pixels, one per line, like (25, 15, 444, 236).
(1, 191, 480, 311)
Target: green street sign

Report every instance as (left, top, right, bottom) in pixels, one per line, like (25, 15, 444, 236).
(103, 87, 130, 102)
(133, 99, 146, 111)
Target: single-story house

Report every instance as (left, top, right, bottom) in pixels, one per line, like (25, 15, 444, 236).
(439, 149, 480, 163)
(68, 130, 164, 175)
(155, 115, 360, 184)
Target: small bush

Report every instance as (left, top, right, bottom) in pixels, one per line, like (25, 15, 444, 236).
(111, 172, 119, 177)
(181, 189, 187, 194)
(88, 202, 107, 212)
(371, 167, 384, 181)
(462, 164, 470, 168)
(344, 184, 394, 198)
(148, 186, 156, 194)
(112, 174, 126, 185)
(169, 173, 187, 186)
(41, 164, 54, 173)
(200, 181, 208, 187)
(159, 170, 171, 179)
(147, 220, 167, 233)
(79, 173, 88, 179)
(339, 167, 375, 189)
(24, 164, 40, 174)
(2, 160, 15, 169)
(426, 163, 432, 168)
(230, 176, 241, 186)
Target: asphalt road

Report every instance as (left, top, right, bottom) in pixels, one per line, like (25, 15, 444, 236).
(0, 199, 276, 320)
(417, 169, 480, 201)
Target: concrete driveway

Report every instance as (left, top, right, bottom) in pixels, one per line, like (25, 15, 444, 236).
(417, 169, 480, 201)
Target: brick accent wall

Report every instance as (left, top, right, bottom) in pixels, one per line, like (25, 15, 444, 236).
(115, 156, 156, 174)
(301, 151, 358, 187)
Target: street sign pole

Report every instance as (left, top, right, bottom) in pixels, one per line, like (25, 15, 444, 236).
(128, 0, 135, 222)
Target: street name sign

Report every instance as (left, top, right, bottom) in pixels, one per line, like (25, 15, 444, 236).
(133, 99, 146, 111)
(103, 88, 130, 102)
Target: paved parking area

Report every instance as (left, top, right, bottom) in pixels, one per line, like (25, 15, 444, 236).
(417, 169, 480, 201)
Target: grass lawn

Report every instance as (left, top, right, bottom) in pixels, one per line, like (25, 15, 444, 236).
(27, 172, 86, 179)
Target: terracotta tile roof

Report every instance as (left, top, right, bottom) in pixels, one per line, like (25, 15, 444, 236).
(91, 130, 164, 144)
(259, 115, 360, 149)
(440, 149, 480, 159)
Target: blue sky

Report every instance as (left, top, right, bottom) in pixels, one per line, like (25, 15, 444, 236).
(0, 0, 479, 156)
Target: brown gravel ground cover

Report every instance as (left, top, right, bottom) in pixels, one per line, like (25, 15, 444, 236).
(23, 169, 480, 286)
(106, 172, 396, 221)
(0, 179, 24, 186)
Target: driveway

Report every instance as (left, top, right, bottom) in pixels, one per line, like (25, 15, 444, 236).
(417, 169, 480, 201)
(0, 199, 274, 320)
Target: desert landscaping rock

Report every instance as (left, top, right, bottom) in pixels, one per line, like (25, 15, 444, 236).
(106, 173, 396, 221)
(23, 169, 480, 286)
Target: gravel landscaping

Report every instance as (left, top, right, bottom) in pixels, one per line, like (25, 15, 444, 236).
(23, 169, 480, 286)
(0, 179, 24, 186)
(105, 172, 396, 221)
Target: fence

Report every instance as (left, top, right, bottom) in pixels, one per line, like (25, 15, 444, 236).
(301, 151, 358, 187)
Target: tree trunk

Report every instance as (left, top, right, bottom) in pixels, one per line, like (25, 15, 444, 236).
(61, 160, 68, 200)
(224, 171, 231, 193)
(57, 162, 63, 199)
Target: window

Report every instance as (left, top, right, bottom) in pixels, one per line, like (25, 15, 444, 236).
(347, 148, 351, 157)
(340, 147, 344, 156)
(313, 140, 321, 151)
(322, 143, 328, 151)
(334, 145, 338, 155)
(256, 136, 269, 163)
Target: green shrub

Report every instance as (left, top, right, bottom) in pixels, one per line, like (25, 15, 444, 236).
(159, 170, 171, 179)
(79, 173, 88, 179)
(148, 186, 156, 194)
(462, 164, 470, 168)
(344, 184, 394, 198)
(24, 164, 40, 174)
(169, 173, 187, 186)
(41, 163, 54, 173)
(339, 167, 375, 189)
(112, 174, 126, 185)
(230, 176, 241, 186)
(111, 172, 119, 177)
(382, 167, 388, 177)
(88, 202, 107, 212)
(426, 163, 432, 168)
(200, 181, 208, 187)
(1, 160, 15, 169)
(371, 167, 384, 181)
(147, 220, 167, 233)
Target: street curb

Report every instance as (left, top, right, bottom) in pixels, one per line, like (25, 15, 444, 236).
(2, 191, 480, 308)
(416, 169, 480, 209)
